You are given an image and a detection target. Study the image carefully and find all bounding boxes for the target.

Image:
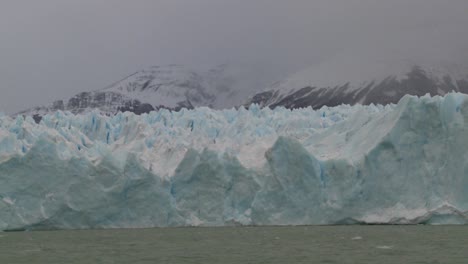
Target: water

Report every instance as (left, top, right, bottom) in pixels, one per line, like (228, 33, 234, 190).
(0, 226, 466, 263)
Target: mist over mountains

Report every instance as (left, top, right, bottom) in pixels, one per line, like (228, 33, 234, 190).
(2, 1, 468, 116)
(17, 64, 267, 119)
(246, 61, 468, 109)
(17, 59, 468, 121)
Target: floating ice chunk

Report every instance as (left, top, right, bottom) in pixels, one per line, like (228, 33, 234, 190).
(2, 197, 14, 205)
(376, 246, 393, 250)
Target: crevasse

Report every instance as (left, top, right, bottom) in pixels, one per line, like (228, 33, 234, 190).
(0, 93, 467, 230)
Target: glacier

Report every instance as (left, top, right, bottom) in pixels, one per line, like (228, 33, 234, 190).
(1, 93, 468, 230)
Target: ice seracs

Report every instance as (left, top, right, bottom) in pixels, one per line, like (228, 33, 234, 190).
(1, 93, 468, 230)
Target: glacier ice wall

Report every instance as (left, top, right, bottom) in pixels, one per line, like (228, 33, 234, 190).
(1, 93, 468, 230)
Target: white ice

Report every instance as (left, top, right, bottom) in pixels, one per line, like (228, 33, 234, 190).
(0, 93, 468, 230)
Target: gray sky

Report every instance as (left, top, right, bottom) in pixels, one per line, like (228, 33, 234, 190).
(1, 0, 468, 113)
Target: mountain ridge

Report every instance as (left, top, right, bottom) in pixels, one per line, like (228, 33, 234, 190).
(16, 62, 468, 122)
(246, 62, 468, 109)
(17, 64, 264, 121)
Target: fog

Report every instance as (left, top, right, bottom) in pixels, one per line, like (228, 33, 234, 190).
(1, 0, 467, 113)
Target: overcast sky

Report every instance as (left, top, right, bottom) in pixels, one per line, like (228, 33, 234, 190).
(1, 0, 468, 113)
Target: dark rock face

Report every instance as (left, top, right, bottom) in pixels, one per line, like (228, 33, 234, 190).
(65, 92, 132, 113)
(21, 91, 196, 123)
(247, 66, 468, 109)
(17, 64, 248, 120)
(32, 114, 42, 124)
(20, 91, 142, 115)
(117, 102, 155, 115)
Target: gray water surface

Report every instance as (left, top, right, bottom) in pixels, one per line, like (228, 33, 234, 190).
(0, 226, 466, 263)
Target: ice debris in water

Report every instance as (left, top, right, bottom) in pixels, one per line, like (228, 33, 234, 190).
(1, 93, 468, 230)
(376, 246, 394, 250)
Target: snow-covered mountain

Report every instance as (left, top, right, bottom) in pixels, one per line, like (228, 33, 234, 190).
(246, 61, 468, 109)
(17, 61, 468, 121)
(18, 64, 264, 121)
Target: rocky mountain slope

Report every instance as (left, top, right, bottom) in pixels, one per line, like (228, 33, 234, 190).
(17, 61, 468, 122)
(18, 64, 263, 121)
(246, 62, 468, 109)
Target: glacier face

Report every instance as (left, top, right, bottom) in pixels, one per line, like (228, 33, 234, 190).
(1, 93, 468, 230)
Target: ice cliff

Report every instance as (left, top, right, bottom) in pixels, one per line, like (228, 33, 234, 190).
(1, 93, 468, 230)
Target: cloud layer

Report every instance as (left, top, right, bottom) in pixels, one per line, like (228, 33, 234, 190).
(1, 0, 468, 113)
